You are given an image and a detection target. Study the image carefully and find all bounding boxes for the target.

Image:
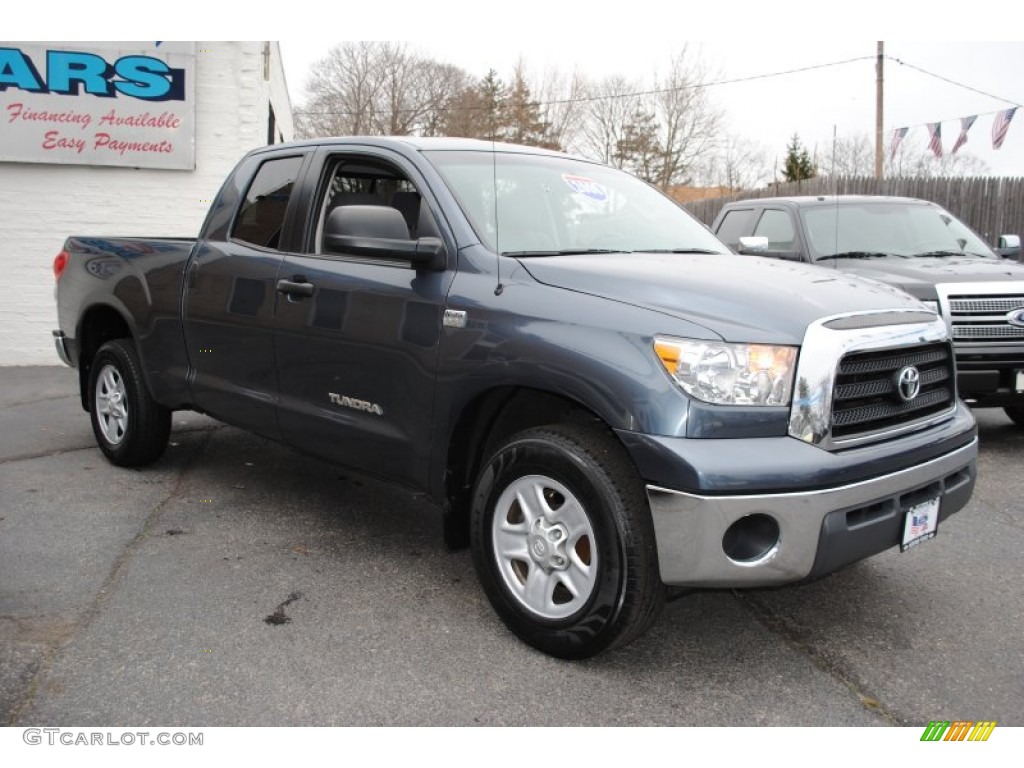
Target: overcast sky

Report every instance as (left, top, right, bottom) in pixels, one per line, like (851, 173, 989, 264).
(16, 1, 1024, 178)
(279, 39, 1024, 178)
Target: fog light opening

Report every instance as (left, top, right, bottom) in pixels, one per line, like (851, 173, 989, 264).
(723, 513, 780, 566)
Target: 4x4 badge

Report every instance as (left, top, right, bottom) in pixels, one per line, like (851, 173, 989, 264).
(443, 309, 467, 328)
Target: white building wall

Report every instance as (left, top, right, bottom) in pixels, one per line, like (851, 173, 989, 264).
(0, 41, 293, 366)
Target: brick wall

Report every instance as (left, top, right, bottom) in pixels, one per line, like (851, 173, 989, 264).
(0, 41, 293, 366)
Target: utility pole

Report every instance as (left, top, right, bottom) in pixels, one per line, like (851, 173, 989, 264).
(875, 41, 884, 179)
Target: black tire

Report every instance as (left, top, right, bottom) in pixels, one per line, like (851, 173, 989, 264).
(470, 423, 664, 659)
(1004, 406, 1024, 427)
(88, 339, 172, 467)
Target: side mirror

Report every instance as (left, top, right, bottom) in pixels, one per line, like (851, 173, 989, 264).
(323, 205, 447, 270)
(738, 236, 803, 261)
(996, 234, 1021, 260)
(325, 234, 447, 271)
(737, 236, 768, 254)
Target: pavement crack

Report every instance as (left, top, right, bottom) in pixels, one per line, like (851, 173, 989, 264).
(5, 430, 213, 726)
(3, 394, 78, 408)
(0, 445, 98, 465)
(733, 590, 903, 725)
(0, 425, 226, 466)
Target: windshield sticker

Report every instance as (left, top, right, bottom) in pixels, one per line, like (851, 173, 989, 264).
(562, 174, 607, 202)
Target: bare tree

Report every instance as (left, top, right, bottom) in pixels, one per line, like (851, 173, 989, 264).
(534, 67, 589, 152)
(887, 134, 990, 178)
(651, 47, 722, 189)
(697, 133, 772, 191)
(824, 133, 875, 176)
(294, 42, 470, 139)
(575, 75, 645, 166)
(296, 41, 380, 137)
(823, 131, 991, 178)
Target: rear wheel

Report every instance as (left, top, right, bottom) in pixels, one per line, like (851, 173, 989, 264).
(470, 423, 664, 659)
(1004, 406, 1024, 427)
(88, 339, 171, 467)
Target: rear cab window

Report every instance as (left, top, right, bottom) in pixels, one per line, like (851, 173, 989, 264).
(231, 155, 304, 249)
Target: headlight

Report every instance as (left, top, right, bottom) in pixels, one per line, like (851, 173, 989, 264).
(920, 300, 940, 315)
(654, 337, 798, 406)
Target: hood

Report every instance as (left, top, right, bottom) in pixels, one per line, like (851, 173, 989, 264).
(518, 252, 923, 345)
(822, 256, 1024, 297)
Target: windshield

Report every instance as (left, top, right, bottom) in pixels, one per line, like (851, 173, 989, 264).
(424, 150, 729, 256)
(803, 202, 997, 260)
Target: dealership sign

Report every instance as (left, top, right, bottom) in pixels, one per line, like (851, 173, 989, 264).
(0, 42, 195, 170)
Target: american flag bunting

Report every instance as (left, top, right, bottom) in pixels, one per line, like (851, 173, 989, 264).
(992, 107, 1018, 150)
(926, 122, 942, 158)
(951, 115, 977, 154)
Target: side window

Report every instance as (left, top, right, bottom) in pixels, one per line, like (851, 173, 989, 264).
(754, 209, 797, 251)
(715, 208, 755, 250)
(232, 155, 303, 249)
(315, 158, 441, 255)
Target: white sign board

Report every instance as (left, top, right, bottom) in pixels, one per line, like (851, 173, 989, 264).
(0, 41, 195, 170)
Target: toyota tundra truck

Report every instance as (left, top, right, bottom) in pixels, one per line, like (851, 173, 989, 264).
(712, 195, 1024, 426)
(53, 139, 978, 658)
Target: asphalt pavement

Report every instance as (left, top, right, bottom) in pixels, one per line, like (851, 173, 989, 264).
(1, 365, 1021, 726)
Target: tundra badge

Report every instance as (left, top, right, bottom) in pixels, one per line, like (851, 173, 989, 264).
(329, 393, 384, 416)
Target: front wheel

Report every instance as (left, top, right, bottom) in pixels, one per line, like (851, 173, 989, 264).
(470, 424, 664, 659)
(88, 339, 172, 467)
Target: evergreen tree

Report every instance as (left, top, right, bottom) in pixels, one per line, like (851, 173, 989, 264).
(614, 108, 662, 183)
(503, 63, 559, 149)
(782, 134, 816, 182)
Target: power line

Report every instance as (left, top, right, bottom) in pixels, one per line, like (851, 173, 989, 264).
(297, 55, 877, 118)
(887, 56, 1022, 109)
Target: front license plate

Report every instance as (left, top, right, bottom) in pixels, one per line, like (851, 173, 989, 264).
(901, 498, 940, 552)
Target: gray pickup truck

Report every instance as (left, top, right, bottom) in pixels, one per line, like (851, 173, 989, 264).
(712, 195, 1024, 425)
(53, 139, 977, 658)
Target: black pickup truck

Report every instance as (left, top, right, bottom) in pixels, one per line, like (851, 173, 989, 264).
(53, 139, 977, 658)
(712, 195, 1024, 425)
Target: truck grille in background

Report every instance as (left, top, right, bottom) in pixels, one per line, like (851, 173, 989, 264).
(831, 342, 955, 439)
(948, 292, 1024, 342)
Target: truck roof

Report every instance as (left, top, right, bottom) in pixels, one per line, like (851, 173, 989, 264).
(246, 135, 573, 159)
(724, 195, 935, 209)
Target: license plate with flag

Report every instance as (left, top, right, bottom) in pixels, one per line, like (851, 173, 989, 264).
(901, 498, 940, 552)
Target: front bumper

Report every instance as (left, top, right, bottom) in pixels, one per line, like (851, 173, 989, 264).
(645, 437, 977, 587)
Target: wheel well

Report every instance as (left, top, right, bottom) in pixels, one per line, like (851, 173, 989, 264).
(77, 306, 132, 411)
(443, 387, 607, 549)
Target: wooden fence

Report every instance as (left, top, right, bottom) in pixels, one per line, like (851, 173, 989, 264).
(683, 176, 1024, 247)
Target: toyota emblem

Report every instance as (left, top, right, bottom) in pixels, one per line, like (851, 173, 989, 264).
(896, 366, 921, 402)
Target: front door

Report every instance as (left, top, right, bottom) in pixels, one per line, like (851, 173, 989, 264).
(273, 151, 455, 488)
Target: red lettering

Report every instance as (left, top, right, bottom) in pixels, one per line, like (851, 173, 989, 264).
(42, 130, 85, 153)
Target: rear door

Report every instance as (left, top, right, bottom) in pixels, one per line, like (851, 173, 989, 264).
(272, 147, 456, 488)
(182, 152, 307, 439)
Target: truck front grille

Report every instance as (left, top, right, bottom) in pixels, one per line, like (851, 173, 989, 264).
(831, 342, 955, 439)
(947, 291, 1024, 343)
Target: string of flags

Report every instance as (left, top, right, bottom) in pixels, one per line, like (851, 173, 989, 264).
(890, 107, 1017, 160)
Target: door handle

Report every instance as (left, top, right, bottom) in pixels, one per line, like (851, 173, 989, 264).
(276, 278, 315, 298)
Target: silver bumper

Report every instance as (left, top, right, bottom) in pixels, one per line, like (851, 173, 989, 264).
(647, 438, 978, 587)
